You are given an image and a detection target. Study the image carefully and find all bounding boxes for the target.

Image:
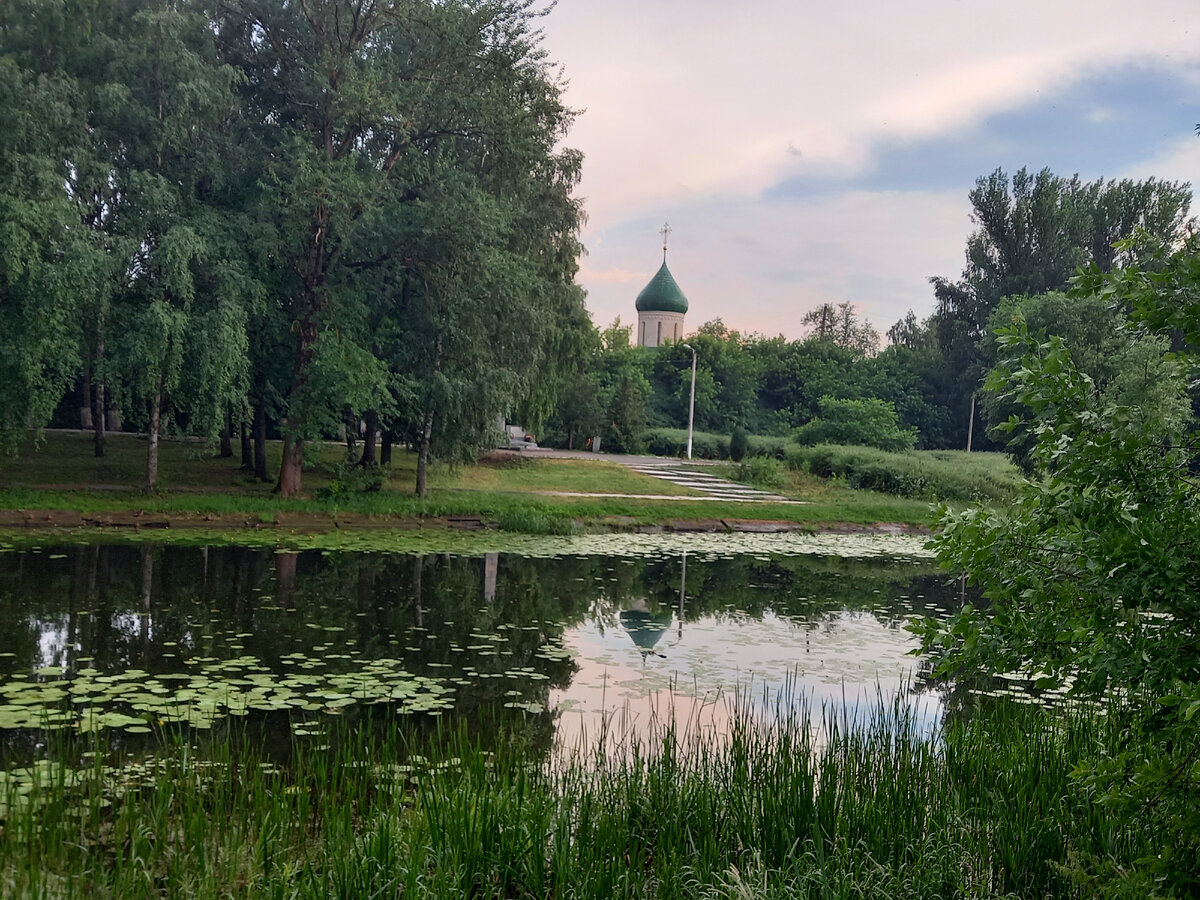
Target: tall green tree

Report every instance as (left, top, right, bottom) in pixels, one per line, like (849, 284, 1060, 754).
(0, 49, 90, 454)
(216, 0, 582, 497)
(930, 167, 1192, 450)
(101, 3, 249, 491)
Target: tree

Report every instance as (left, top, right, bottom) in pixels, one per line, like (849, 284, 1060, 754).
(101, 3, 249, 491)
(0, 0, 252, 486)
(0, 47, 89, 454)
(216, 0, 583, 497)
(605, 372, 647, 454)
(553, 373, 603, 450)
(916, 234, 1200, 893)
(802, 302, 878, 354)
(980, 291, 1185, 473)
(929, 166, 1192, 450)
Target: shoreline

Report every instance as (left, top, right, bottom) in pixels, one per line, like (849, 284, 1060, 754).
(0, 506, 931, 537)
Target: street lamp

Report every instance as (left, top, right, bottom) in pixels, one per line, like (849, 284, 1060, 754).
(680, 343, 697, 460)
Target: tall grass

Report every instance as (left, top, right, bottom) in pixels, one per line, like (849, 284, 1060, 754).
(788, 444, 1024, 503)
(0, 691, 1179, 898)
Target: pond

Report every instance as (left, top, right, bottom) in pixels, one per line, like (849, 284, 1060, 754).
(0, 532, 961, 763)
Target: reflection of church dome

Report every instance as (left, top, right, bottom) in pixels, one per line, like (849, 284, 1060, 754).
(619, 604, 674, 653)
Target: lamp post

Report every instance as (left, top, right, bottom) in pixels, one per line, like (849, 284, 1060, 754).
(680, 343, 697, 460)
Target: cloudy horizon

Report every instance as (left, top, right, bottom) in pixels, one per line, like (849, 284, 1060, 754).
(542, 0, 1200, 340)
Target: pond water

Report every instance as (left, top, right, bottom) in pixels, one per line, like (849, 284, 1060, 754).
(0, 533, 962, 760)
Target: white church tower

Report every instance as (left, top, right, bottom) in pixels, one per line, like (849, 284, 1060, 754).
(636, 223, 689, 348)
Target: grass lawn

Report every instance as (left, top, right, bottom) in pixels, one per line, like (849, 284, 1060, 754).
(0, 431, 940, 533)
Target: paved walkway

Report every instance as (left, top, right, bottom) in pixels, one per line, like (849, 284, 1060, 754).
(624, 464, 796, 502)
(514, 447, 800, 504)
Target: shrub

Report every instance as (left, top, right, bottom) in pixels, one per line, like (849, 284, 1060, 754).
(787, 444, 1022, 503)
(643, 428, 728, 459)
(794, 397, 917, 452)
(728, 456, 785, 489)
(316, 455, 386, 500)
(643, 428, 789, 461)
(729, 426, 748, 462)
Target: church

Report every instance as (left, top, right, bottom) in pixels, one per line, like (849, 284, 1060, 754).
(635, 224, 689, 347)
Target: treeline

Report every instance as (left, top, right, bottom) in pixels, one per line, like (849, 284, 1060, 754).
(0, 0, 588, 496)
(2, 2, 1194, 495)
(543, 167, 1194, 457)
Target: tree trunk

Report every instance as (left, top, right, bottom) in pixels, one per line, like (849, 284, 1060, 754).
(145, 376, 162, 492)
(240, 419, 253, 470)
(253, 401, 269, 482)
(380, 430, 393, 466)
(359, 409, 378, 467)
(567, 428, 574, 451)
(276, 435, 304, 497)
(219, 407, 233, 458)
(412, 554, 423, 615)
(79, 375, 93, 430)
(139, 545, 153, 655)
(92, 327, 106, 457)
(416, 410, 433, 498)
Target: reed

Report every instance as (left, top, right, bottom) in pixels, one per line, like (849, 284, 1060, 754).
(0, 692, 1175, 898)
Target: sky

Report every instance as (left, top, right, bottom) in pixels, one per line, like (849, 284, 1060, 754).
(539, 0, 1200, 340)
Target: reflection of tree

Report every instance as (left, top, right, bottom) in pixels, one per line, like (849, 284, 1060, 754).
(0, 542, 965, 757)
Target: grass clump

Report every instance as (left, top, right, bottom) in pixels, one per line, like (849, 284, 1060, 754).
(726, 457, 786, 490)
(0, 693, 1188, 898)
(788, 444, 1023, 503)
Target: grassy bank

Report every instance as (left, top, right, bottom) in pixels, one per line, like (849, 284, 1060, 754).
(787, 444, 1023, 503)
(0, 694, 1178, 899)
(1, 432, 939, 534)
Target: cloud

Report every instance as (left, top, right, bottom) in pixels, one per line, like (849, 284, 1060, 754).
(540, 0, 1200, 339)
(582, 188, 970, 338)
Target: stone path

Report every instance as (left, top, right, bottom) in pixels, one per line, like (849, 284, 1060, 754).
(626, 464, 798, 503)
(518, 447, 800, 504)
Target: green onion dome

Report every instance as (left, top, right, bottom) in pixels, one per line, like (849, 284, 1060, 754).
(635, 261, 689, 314)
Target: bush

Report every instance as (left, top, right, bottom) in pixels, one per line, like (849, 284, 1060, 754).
(787, 444, 1022, 503)
(729, 426, 748, 462)
(794, 397, 917, 452)
(643, 428, 728, 459)
(316, 455, 386, 500)
(728, 456, 785, 489)
(643, 428, 790, 461)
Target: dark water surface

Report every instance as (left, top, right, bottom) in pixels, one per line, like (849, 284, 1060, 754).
(0, 534, 960, 756)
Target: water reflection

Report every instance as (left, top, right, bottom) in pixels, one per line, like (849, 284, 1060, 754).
(0, 539, 962, 757)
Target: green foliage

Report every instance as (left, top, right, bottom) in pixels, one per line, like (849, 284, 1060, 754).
(728, 456, 785, 489)
(981, 291, 1185, 473)
(801, 301, 879, 353)
(930, 166, 1193, 451)
(315, 454, 386, 502)
(643, 428, 727, 459)
(916, 239, 1200, 893)
(603, 373, 647, 454)
(789, 445, 1022, 503)
(729, 425, 748, 462)
(794, 396, 918, 452)
(643, 427, 791, 460)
